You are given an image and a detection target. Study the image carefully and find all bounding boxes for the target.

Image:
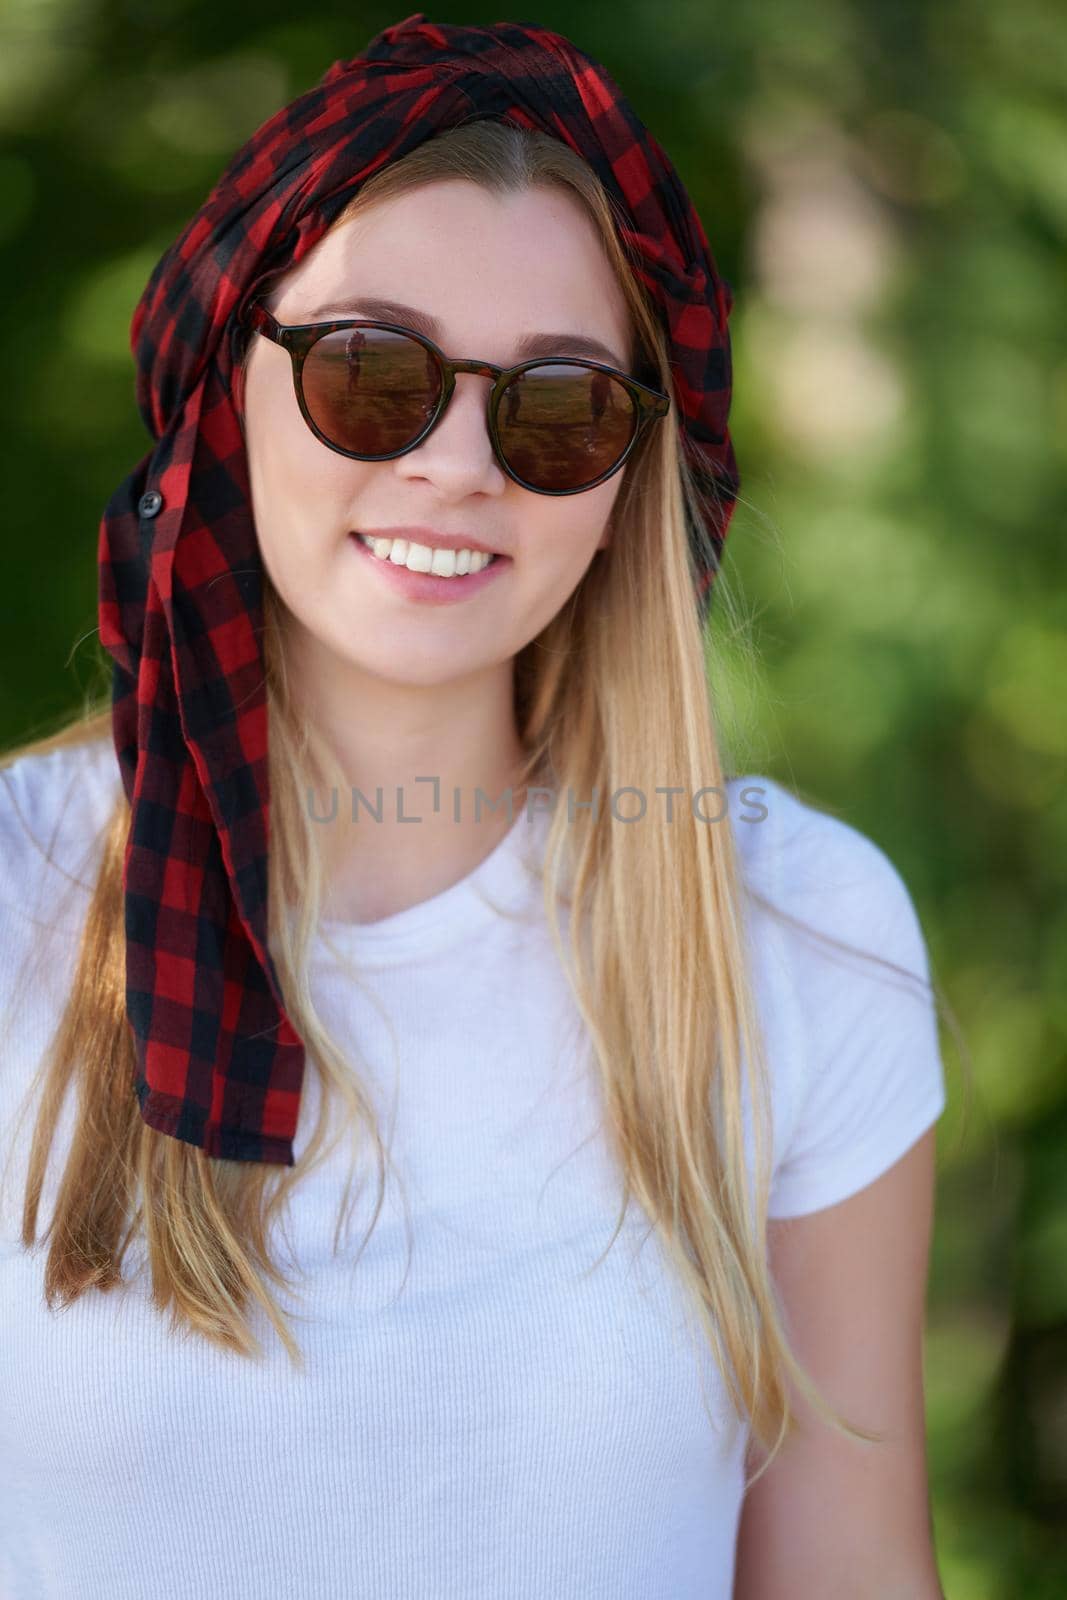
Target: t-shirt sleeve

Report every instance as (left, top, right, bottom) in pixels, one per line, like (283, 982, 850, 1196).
(0, 739, 119, 1169)
(0, 738, 117, 951)
(765, 796, 947, 1219)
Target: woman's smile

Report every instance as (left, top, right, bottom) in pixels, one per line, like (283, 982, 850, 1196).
(348, 528, 512, 605)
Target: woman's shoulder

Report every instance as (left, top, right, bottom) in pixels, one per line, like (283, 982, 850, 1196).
(725, 774, 947, 1218)
(0, 734, 122, 1232)
(725, 771, 926, 960)
(0, 733, 122, 935)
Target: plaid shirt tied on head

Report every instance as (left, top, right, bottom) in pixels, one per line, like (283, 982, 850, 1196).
(96, 12, 740, 1165)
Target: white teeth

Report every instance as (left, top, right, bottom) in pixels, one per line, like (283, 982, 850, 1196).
(360, 534, 496, 576)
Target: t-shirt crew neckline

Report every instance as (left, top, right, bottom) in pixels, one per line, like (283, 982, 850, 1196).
(311, 807, 547, 964)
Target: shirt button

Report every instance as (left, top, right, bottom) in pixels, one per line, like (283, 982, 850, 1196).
(138, 490, 163, 518)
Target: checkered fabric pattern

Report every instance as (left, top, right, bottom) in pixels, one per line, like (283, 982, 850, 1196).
(97, 11, 741, 1164)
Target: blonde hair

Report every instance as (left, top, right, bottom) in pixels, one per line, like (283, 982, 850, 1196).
(1, 118, 966, 1488)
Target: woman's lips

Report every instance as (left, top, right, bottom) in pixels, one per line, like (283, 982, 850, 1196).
(348, 532, 511, 605)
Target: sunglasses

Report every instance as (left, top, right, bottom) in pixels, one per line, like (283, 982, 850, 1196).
(242, 299, 670, 496)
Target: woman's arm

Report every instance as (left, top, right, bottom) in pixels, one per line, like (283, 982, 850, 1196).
(733, 1127, 944, 1600)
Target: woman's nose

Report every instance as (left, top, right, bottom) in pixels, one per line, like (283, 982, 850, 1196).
(393, 373, 507, 496)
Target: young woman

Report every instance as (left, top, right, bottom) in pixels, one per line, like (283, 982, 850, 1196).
(0, 17, 950, 1599)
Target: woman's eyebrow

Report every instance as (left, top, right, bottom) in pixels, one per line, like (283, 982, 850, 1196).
(298, 294, 627, 368)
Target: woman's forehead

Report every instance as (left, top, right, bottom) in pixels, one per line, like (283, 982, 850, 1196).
(276, 183, 633, 359)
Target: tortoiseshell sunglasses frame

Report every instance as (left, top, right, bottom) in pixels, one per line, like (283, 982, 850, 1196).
(242, 298, 671, 496)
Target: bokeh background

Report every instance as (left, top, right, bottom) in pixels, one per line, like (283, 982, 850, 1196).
(1, 2, 1064, 1592)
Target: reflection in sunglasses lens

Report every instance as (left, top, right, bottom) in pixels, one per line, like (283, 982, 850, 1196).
(304, 327, 441, 454)
(497, 364, 636, 491)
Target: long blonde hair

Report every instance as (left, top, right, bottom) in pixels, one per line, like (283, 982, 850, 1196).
(1, 118, 963, 1486)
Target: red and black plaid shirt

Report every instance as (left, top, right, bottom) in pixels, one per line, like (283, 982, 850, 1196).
(97, 12, 740, 1165)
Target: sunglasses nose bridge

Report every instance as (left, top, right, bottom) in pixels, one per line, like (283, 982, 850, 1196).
(446, 357, 502, 382)
(434, 357, 506, 444)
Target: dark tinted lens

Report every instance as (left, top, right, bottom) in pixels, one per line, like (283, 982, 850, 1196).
(496, 363, 636, 489)
(302, 326, 441, 455)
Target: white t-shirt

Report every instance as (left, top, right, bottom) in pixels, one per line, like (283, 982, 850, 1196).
(0, 735, 946, 1600)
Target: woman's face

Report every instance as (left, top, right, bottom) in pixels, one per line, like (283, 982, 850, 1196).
(242, 179, 634, 690)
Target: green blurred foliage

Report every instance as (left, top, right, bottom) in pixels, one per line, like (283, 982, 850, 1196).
(1, 1, 1064, 1590)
